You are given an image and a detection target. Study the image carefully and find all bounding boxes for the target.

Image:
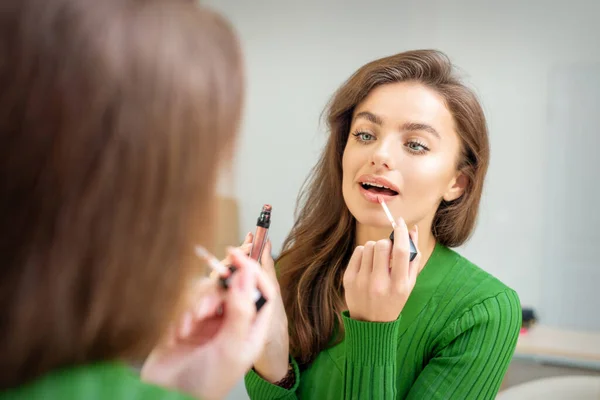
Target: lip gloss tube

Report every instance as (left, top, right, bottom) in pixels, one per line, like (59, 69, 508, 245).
(389, 230, 418, 262)
(249, 204, 271, 262)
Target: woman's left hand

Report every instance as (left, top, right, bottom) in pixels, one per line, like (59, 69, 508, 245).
(343, 218, 422, 322)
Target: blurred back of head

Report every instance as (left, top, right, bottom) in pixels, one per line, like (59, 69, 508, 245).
(0, 0, 243, 388)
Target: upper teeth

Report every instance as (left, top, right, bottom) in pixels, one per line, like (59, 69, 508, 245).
(363, 182, 391, 190)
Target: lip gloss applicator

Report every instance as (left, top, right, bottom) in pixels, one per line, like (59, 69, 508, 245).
(194, 246, 267, 311)
(378, 196, 418, 262)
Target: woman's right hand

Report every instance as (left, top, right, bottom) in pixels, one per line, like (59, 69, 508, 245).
(235, 232, 290, 384)
(141, 248, 277, 400)
(343, 218, 422, 323)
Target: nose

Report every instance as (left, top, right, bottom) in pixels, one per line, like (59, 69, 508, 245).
(370, 141, 394, 170)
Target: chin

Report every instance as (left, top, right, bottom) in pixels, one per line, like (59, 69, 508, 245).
(359, 219, 392, 230)
(347, 206, 390, 229)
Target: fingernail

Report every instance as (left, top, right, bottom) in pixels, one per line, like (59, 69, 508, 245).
(245, 232, 251, 241)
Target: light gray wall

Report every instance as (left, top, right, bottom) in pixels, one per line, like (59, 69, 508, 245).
(206, 1, 600, 398)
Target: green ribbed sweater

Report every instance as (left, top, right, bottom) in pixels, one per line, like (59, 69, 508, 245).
(245, 243, 522, 399)
(0, 362, 194, 400)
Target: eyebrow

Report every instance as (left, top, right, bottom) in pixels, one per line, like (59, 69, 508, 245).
(401, 122, 440, 139)
(354, 111, 440, 139)
(354, 111, 383, 125)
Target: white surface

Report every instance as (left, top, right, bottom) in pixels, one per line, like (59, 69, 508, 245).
(515, 325, 600, 369)
(206, 0, 600, 328)
(496, 376, 600, 400)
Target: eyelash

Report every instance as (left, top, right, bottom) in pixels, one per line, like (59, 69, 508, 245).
(351, 131, 430, 155)
(352, 131, 376, 143)
(405, 139, 430, 155)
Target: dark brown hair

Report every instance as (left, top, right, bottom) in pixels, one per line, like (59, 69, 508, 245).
(0, 0, 243, 388)
(278, 49, 490, 365)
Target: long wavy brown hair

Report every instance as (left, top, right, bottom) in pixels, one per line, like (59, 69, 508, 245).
(278, 49, 490, 366)
(0, 0, 242, 388)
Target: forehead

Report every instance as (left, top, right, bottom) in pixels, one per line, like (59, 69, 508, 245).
(353, 81, 456, 134)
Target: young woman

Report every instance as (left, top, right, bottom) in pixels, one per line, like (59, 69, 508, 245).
(0, 0, 275, 399)
(245, 50, 521, 399)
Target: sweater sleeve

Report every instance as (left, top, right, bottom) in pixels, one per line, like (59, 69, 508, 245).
(244, 356, 300, 399)
(405, 290, 522, 400)
(342, 311, 401, 399)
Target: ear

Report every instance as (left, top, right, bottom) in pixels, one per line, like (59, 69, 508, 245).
(443, 171, 468, 202)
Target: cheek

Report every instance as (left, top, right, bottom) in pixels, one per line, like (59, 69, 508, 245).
(341, 145, 359, 185)
(401, 157, 454, 197)
(341, 144, 367, 206)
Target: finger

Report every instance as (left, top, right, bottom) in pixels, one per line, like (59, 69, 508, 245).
(241, 242, 252, 254)
(243, 231, 254, 246)
(182, 277, 221, 315)
(390, 217, 410, 283)
(214, 260, 257, 346)
(218, 232, 253, 268)
(358, 241, 376, 281)
(192, 293, 223, 320)
(227, 245, 269, 305)
(371, 239, 392, 288)
(229, 245, 278, 315)
(343, 245, 363, 288)
(254, 262, 278, 305)
(408, 225, 423, 281)
(189, 276, 220, 297)
(179, 279, 225, 341)
(244, 267, 277, 358)
(178, 311, 194, 338)
(228, 245, 275, 300)
(220, 242, 252, 266)
(245, 287, 274, 361)
(185, 315, 224, 346)
(227, 246, 261, 276)
(260, 240, 278, 281)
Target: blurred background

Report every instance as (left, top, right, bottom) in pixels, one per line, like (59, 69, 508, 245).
(203, 0, 600, 397)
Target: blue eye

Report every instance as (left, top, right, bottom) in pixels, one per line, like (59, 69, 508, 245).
(352, 131, 375, 143)
(406, 140, 429, 154)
